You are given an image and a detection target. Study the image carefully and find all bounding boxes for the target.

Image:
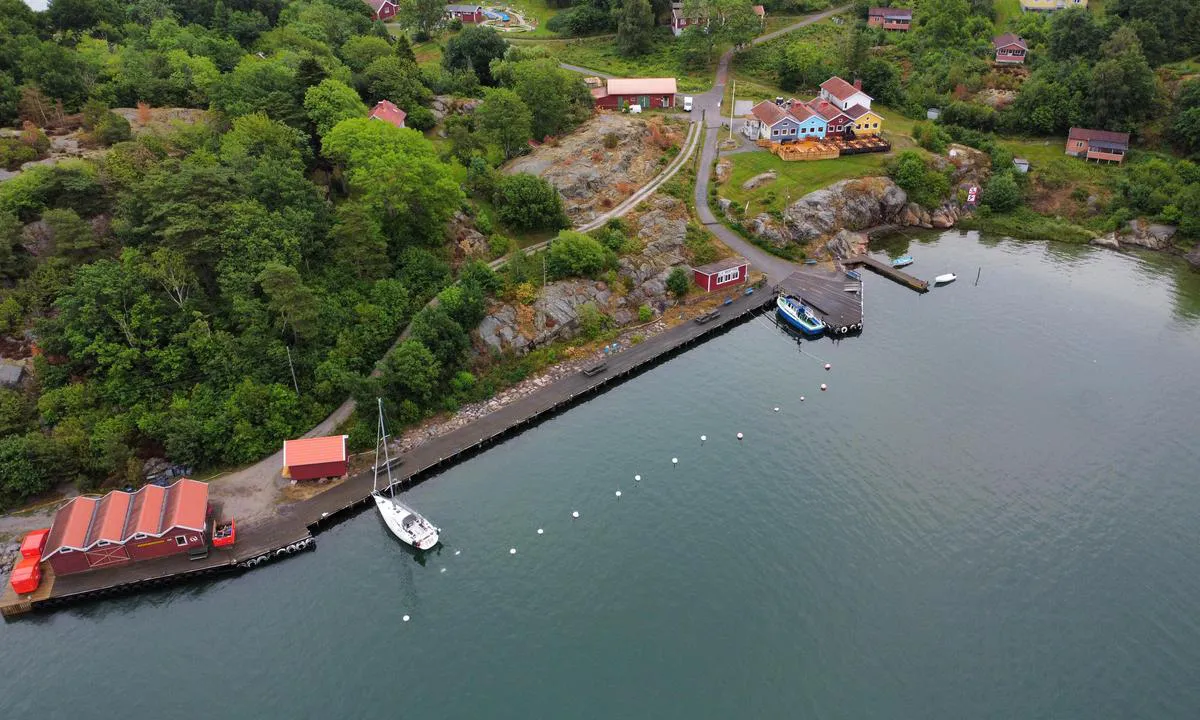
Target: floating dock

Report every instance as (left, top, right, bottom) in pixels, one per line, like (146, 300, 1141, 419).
(5, 287, 779, 618)
(776, 270, 864, 335)
(842, 255, 929, 293)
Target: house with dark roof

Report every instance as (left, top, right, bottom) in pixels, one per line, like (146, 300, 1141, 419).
(361, 0, 398, 21)
(743, 99, 828, 142)
(369, 99, 407, 129)
(868, 6, 912, 31)
(1066, 128, 1131, 163)
(993, 33, 1028, 64)
(41, 479, 210, 576)
(819, 76, 873, 112)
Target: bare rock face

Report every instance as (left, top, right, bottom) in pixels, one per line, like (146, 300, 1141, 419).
(717, 197, 732, 216)
(1121, 219, 1176, 250)
(825, 229, 869, 258)
(448, 211, 489, 259)
(715, 159, 732, 184)
(741, 171, 777, 190)
(779, 177, 908, 243)
(930, 205, 959, 229)
(943, 144, 992, 187)
(1090, 233, 1121, 250)
(1185, 244, 1200, 270)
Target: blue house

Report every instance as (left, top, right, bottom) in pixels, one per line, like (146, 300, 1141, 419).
(744, 99, 828, 142)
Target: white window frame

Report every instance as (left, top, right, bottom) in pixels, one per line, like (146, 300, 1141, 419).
(715, 267, 740, 284)
(174, 535, 188, 547)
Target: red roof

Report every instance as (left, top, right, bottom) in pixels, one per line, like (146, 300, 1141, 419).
(284, 435, 348, 468)
(820, 76, 867, 102)
(806, 98, 850, 123)
(369, 100, 407, 128)
(844, 104, 871, 119)
(42, 479, 209, 560)
(1068, 127, 1130, 146)
(20, 528, 50, 559)
(693, 256, 748, 275)
(750, 100, 786, 125)
(993, 33, 1027, 50)
(869, 6, 912, 18)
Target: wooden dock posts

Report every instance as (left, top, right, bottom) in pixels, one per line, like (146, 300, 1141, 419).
(842, 255, 929, 293)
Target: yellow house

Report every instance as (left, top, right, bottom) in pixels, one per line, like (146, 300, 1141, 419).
(847, 106, 883, 136)
(1019, 0, 1087, 12)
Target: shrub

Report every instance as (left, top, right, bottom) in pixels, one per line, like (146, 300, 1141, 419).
(638, 304, 653, 322)
(577, 302, 609, 339)
(0, 139, 38, 170)
(546, 231, 617, 280)
(982, 172, 1022, 212)
(667, 267, 690, 299)
(474, 211, 493, 235)
(603, 132, 620, 149)
(493, 173, 569, 231)
(684, 223, 720, 264)
(488, 233, 512, 258)
(94, 111, 132, 145)
(913, 122, 951, 154)
(889, 151, 951, 208)
(405, 106, 437, 132)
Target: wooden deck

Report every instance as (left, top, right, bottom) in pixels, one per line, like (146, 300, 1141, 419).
(776, 270, 863, 335)
(843, 255, 929, 293)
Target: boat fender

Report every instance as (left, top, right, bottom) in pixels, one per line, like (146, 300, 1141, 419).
(840, 326, 848, 334)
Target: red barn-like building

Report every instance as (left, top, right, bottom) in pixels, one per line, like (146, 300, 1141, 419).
(693, 257, 749, 292)
(446, 4, 485, 23)
(362, 0, 398, 21)
(592, 78, 678, 110)
(283, 435, 350, 481)
(41, 479, 210, 576)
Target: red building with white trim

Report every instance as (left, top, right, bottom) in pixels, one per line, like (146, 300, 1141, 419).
(867, 6, 912, 31)
(993, 33, 1028, 64)
(592, 78, 678, 110)
(283, 435, 350, 481)
(362, 0, 398, 21)
(446, 4, 485, 23)
(41, 479, 210, 576)
(693, 257, 749, 292)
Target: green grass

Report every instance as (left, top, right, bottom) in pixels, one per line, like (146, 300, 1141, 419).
(531, 31, 718, 92)
(959, 207, 1095, 243)
(993, 0, 1021, 28)
(718, 150, 893, 215)
(502, 0, 566, 38)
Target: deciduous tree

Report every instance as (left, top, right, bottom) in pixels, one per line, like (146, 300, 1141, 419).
(477, 88, 533, 158)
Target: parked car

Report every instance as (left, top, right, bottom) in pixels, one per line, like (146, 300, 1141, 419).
(683, 96, 693, 112)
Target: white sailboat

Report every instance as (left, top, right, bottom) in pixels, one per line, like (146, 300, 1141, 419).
(372, 398, 440, 551)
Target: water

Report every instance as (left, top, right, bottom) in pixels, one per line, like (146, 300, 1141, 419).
(4, 232, 1200, 719)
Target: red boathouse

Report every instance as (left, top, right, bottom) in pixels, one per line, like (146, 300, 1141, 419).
(282, 434, 350, 481)
(693, 257, 749, 292)
(41, 479, 210, 576)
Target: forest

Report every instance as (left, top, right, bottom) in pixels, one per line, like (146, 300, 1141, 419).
(0, 0, 597, 508)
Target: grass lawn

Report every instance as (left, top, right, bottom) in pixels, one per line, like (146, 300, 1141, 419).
(502, 0, 565, 38)
(993, 0, 1021, 28)
(532, 32, 718, 92)
(718, 150, 893, 215)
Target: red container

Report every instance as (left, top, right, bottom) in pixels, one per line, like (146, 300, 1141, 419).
(10, 556, 41, 594)
(20, 528, 50, 559)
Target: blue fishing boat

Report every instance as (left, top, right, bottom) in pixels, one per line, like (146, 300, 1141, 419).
(776, 295, 825, 337)
(892, 255, 914, 268)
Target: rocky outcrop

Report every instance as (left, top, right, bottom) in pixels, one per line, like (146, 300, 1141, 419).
(760, 177, 908, 246)
(448, 211, 489, 259)
(477, 196, 689, 353)
(1088, 219, 1178, 252)
(825, 229, 868, 258)
(741, 171, 777, 190)
(715, 159, 731, 184)
(1186, 244, 1200, 270)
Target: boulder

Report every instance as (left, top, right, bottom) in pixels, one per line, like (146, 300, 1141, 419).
(779, 177, 908, 243)
(717, 197, 732, 216)
(741, 171, 777, 190)
(715, 159, 732, 184)
(1122, 219, 1176, 251)
(1090, 233, 1121, 250)
(930, 205, 958, 229)
(825, 229, 868, 259)
(1185, 244, 1200, 270)
(448, 211, 490, 258)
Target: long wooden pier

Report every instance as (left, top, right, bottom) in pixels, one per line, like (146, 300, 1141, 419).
(843, 255, 929, 293)
(4, 287, 778, 618)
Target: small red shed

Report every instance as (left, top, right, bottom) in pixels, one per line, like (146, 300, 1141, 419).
(283, 435, 350, 481)
(445, 4, 485, 23)
(10, 556, 41, 594)
(20, 528, 49, 559)
(693, 257, 749, 292)
(41, 479, 209, 576)
(362, 0, 398, 21)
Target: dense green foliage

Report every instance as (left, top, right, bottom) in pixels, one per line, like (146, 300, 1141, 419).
(546, 231, 618, 279)
(493, 174, 570, 231)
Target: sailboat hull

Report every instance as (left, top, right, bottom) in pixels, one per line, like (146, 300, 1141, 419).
(373, 493, 440, 550)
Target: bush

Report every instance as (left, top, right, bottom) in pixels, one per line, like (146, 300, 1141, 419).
(667, 267, 690, 299)
(0, 138, 38, 170)
(684, 224, 720, 264)
(405, 106, 437, 132)
(546, 231, 617, 279)
(602, 132, 620, 149)
(577, 302, 609, 339)
(493, 173, 569, 231)
(889, 151, 951, 208)
(474, 211, 493, 235)
(488, 233, 512, 258)
(913, 122, 951, 154)
(94, 111, 132, 145)
(638, 304, 653, 322)
(982, 172, 1022, 212)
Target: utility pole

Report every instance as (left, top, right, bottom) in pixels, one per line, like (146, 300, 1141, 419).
(286, 346, 300, 396)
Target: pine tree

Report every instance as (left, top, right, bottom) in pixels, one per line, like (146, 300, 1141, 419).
(394, 34, 416, 63)
(617, 0, 655, 57)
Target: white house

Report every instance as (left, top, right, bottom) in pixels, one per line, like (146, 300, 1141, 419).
(818, 76, 872, 112)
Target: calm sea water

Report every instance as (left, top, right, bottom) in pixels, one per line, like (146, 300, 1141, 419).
(3, 232, 1200, 719)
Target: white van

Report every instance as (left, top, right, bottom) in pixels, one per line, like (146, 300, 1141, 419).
(683, 96, 694, 112)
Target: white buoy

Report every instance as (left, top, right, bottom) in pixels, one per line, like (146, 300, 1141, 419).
(537, 528, 544, 535)
(454, 550, 461, 556)
(510, 548, 517, 555)
(774, 407, 780, 412)
(672, 457, 678, 467)
(615, 490, 622, 499)
(572, 511, 580, 519)
(824, 363, 831, 371)
(403, 614, 410, 622)
(800, 396, 805, 402)
(820, 383, 827, 391)
(440, 567, 446, 573)
(634, 474, 641, 482)
(737, 432, 744, 440)
(700, 435, 707, 444)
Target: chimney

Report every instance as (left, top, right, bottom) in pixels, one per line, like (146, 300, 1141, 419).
(853, 78, 862, 91)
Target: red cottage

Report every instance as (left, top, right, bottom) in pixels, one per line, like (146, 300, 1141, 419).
(361, 0, 398, 21)
(592, 78, 678, 110)
(867, 7, 912, 31)
(1066, 127, 1130, 164)
(445, 4, 485, 23)
(369, 99, 407, 129)
(993, 33, 1028, 64)
(41, 479, 210, 577)
(283, 434, 350, 481)
(693, 257, 749, 292)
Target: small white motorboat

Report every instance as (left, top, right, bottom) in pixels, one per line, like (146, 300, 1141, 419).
(934, 273, 957, 285)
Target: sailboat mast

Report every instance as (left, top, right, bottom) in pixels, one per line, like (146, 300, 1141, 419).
(374, 397, 397, 499)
